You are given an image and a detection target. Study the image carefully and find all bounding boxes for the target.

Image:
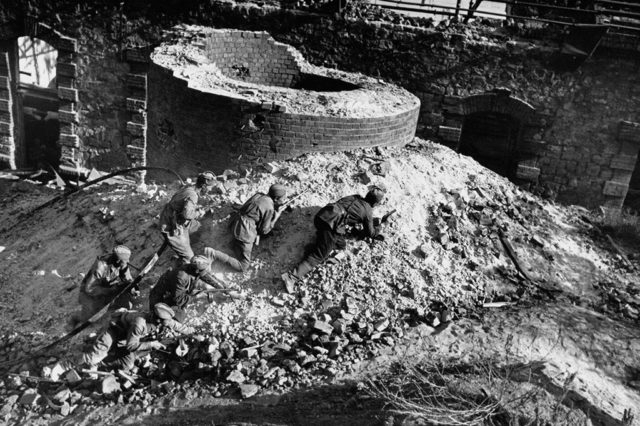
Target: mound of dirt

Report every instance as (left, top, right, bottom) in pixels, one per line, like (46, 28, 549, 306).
(1, 138, 639, 424)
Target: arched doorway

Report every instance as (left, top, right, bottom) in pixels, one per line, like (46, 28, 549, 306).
(458, 111, 522, 178)
(17, 36, 60, 169)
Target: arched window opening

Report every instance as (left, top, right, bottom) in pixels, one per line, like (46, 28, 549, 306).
(458, 111, 522, 178)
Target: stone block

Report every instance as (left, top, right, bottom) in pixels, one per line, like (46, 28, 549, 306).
(516, 165, 540, 181)
(602, 180, 629, 197)
(58, 87, 78, 102)
(0, 76, 9, 90)
(127, 73, 147, 89)
(57, 36, 78, 53)
(58, 110, 78, 124)
(57, 62, 77, 78)
(126, 121, 145, 137)
(618, 120, 640, 143)
(126, 98, 146, 112)
(0, 120, 12, 135)
(59, 133, 79, 148)
(437, 125, 461, 143)
(610, 154, 637, 171)
(0, 99, 9, 112)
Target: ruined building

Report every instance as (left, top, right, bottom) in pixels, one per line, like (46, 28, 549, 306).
(1, 0, 640, 208)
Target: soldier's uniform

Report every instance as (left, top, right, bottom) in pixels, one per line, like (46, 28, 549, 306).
(72, 246, 133, 326)
(159, 172, 215, 264)
(82, 304, 196, 371)
(148, 255, 212, 321)
(207, 184, 286, 272)
(282, 186, 386, 291)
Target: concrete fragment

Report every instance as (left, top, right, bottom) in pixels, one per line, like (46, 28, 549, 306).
(239, 384, 259, 399)
(227, 370, 246, 384)
(1, 395, 18, 415)
(332, 319, 346, 335)
(19, 389, 40, 406)
(239, 347, 257, 358)
(52, 387, 71, 403)
(263, 162, 279, 174)
(312, 320, 334, 335)
(65, 369, 82, 384)
(100, 375, 121, 395)
(374, 318, 389, 332)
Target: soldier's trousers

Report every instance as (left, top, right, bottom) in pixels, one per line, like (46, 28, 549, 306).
(82, 326, 137, 371)
(163, 220, 201, 264)
(205, 239, 252, 272)
(294, 217, 346, 278)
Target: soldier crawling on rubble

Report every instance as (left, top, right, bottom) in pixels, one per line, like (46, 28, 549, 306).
(81, 303, 203, 372)
(69, 245, 134, 329)
(204, 184, 287, 272)
(281, 184, 387, 293)
(159, 171, 216, 264)
(149, 255, 223, 322)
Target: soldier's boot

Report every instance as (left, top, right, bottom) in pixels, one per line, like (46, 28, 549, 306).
(204, 247, 245, 272)
(281, 261, 313, 294)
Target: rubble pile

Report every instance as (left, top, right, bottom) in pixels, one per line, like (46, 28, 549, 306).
(1, 138, 639, 422)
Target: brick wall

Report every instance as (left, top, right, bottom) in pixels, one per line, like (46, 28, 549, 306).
(203, 30, 302, 87)
(146, 30, 419, 178)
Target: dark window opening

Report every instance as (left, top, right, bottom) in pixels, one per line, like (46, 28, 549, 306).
(18, 36, 60, 169)
(458, 112, 521, 178)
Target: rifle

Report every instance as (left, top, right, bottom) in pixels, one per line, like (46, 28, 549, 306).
(0, 241, 169, 370)
(195, 287, 245, 300)
(373, 209, 397, 227)
(278, 188, 310, 212)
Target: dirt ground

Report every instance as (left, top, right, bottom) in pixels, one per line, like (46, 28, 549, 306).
(1, 139, 639, 425)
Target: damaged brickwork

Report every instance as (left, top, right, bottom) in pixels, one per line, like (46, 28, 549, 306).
(145, 27, 419, 178)
(1, 1, 640, 207)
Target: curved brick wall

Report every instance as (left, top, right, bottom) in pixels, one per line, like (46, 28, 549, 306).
(202, 30, 302, 88)
(147, 27, 420, 178)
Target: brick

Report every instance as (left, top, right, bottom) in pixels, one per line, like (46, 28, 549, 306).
(59, 133, 79, 148)
(516, 165, 540, 180)
(602, 181, 629, 197)
(610, 154, 637, 171)
(127, 122, 145, 137)
(58, 87, 78, 102)
(57, 62, 77, 78)
(0, 99, 10, 112)
(437, 125, 461, 143)
(0, 76, 9, 90)
(0, 121, 12, 135)
(57, 36, 78, 53)
(618, 120, 640, 143)
(126, 98, 146, 112)
(127, 73, 147, 89)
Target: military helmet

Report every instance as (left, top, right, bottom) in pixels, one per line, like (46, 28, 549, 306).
(153, 303, 175, 320)
(196, 171, 215, 188)
(191, 254, 212, 273)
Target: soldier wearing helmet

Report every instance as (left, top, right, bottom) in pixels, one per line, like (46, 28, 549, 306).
(148, 255, 219, 322)
(82, 302, 203, 372)
(159, 172, 215, 264)
(281, 184, 387, 293)
(69, 245, 134, 328)
(205, 183, 287, 272)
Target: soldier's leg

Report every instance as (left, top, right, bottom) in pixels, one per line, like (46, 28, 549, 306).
(82, 326, 116, 367)
(110, 351, 137, 372)
(232, 240, 253, 271)
(203, 245, 246, 272)
(164, 232, 195, 264)
(297, 227, 337, 275)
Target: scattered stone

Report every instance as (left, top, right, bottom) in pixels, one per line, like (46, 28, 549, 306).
(19, 389, 40, 406)
(1, 395, 18, 416)
(374, 318, 389, 332)
(65, 369, 82, 384)
(239, 383, 259, 399)
(227, 370, 246, 384)
(312, 320, 334, 335)
(263, 162, 279, 174)
(100, 376, 121, 395)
